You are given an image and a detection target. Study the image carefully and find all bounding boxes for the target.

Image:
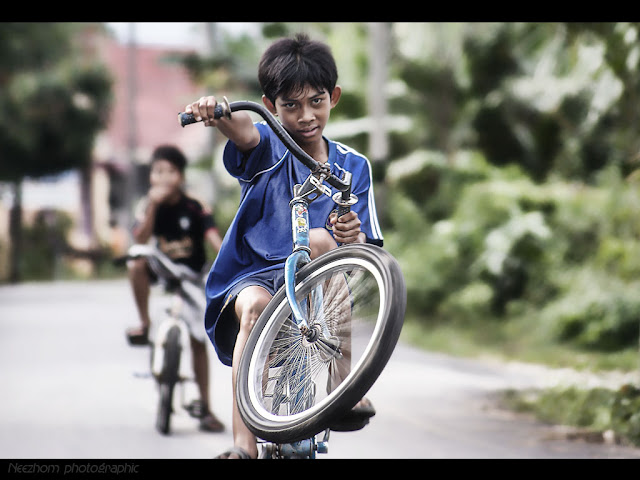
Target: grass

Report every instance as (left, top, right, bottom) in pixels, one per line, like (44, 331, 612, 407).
(400, 314, 640, 447)
(400, 314, 640, 371)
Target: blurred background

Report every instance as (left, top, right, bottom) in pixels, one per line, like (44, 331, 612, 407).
(2, 23, 640, 435)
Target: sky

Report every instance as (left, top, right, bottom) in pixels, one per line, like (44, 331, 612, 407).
(107, 22, 204, 49)
(106, 22, 258, 50)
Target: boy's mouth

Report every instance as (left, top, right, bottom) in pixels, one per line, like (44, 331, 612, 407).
(297, 125, 318, 138)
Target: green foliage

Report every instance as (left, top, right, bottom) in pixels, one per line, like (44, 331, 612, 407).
(388, 152, 558, 319)
(19, 209, 72, 280)
(505, 383, 640, 447)
(0, 23, 71, 71)
(541, 387, 615, 430)
(611, 384, 640, 446)
(389, 143, 640, 352)
(388, 149, 489, 222)
(0, 23, 113, 182)
(540, 271, 640, 352)
(393, 22, 640, 184)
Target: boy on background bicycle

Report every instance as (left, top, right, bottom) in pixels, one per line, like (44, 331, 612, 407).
(125, 144, 225, 433)
(185, 33, 383, 458)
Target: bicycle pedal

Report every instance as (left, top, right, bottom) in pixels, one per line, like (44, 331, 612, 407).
(328, 417, 370, 432)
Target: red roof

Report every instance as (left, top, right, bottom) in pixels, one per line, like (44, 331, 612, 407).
(97, 36, 208, 168)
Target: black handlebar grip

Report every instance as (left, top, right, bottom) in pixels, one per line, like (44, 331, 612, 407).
(178, 112, 198, 127)
(178, 96, 231, 127)
(337, 199, 351, 218)
(337, 172, 352, 218)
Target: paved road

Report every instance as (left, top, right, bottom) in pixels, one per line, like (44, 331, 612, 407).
(2, 279, 640, 459)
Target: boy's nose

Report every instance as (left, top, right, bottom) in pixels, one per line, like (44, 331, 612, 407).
(299, 106, 315, 123)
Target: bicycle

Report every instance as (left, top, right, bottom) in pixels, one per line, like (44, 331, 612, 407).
(121, 244, 211, 435)
(179, 98, 406, 458)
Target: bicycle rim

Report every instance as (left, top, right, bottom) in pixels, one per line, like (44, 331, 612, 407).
(237, 244, 406, 443)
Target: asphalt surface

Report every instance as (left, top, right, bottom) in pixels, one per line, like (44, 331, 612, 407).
(2, 278, 640, 460)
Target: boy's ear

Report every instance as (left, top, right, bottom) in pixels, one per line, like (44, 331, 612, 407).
(262, 95, 277, 115)
(330, 85, 342, 108)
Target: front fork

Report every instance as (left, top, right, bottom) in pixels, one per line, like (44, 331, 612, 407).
(285, 187, 313, 335)
(285, 173, 355, 337)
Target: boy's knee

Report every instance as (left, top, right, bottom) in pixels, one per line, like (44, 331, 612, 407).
(127, 257, 148, 277)
(310, 228, 338, 259)
(235, 287, 272, 332)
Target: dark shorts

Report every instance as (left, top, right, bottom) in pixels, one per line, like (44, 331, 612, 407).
(212, 268, 285, 366)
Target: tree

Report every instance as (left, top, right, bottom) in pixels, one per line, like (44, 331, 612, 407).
(0, 23, 113, 282)
(564, 22, 640, 178)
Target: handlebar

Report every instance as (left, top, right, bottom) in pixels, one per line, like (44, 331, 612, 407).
(115, 245, 203, 285)
(178, 98, 352, 196)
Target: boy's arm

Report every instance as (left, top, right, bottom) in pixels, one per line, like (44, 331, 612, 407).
(204, 227, 223, 254)
(132, 199, 158, 244)
(185, 96, 260, 152)
(132, 186, 172, 243)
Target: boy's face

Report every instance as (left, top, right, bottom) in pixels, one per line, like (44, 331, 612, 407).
(263, 84, 341, 151)
(149, 158, 183, 199)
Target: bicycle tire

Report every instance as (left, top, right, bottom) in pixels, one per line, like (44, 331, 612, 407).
(237, 243, 406, 443)
(155, 325, 181, 435)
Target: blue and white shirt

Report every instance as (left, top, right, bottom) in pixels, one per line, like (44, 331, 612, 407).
(204, 121, 383, 358)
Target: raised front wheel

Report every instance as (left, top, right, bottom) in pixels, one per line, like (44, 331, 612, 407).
(237, 244, 406, 443)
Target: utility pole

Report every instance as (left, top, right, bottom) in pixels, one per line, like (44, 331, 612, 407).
(368, 23, 390, 165)
(368, 23, 391, 222)
(125, 22, 138, 234)
(204, 22, 220, 207)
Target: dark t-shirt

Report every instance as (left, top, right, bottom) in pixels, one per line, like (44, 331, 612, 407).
(135, 193, 216, 272)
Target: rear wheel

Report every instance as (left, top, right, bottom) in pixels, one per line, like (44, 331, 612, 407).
(155, 325, 181, 435)
(237, 244, 406, 443)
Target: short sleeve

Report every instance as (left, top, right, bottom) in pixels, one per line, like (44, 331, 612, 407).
(223, 122, 286, 182)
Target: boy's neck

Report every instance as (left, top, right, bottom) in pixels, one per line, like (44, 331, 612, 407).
(303, 138, 329, 164)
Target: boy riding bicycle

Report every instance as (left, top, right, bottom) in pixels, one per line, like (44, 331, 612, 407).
(185, 33, 383, 458)
(125, 144, 225, 433)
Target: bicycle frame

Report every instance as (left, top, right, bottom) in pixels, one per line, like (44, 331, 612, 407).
(126, 245, 204, 389)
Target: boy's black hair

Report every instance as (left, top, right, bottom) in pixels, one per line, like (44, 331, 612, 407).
(150, 144, 187, 173)
(258, 33, 338, 104)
